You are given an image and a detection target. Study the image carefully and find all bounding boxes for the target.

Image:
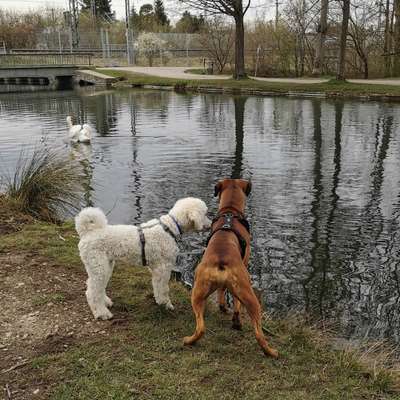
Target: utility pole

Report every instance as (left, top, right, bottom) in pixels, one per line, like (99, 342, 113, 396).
(275, 0, 279, 28)
(378, 0, 383, 33)
(125, 0, 135, 64)
(68, 0, 79, 49)
(101, 28, 106, 59)
(105, 29, 111, 58)
(51, 8, 56, 49)
(90, 0, 96, 28)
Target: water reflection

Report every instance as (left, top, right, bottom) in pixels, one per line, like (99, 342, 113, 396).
(1, 89, 400, 344)
(70, 143, 94, 207)
(231, 97, 246, 179)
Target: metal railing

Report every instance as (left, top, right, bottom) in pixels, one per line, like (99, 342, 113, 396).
(0, 52, 93, 67)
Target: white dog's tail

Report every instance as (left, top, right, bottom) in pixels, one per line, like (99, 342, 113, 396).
(66, 116, 73, 129)
(75, 207, 107, 237)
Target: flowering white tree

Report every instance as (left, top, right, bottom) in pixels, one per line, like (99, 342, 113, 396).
(137, 32, 167, 66)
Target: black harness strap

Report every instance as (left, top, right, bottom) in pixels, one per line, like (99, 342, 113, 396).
(211, 212, 250, 234)
(206, 212, 250, 259)
(138, 218, 180, 267)
(168, 214, 183, 235)
(138, 226, 147, 267)
(159, 220, 180, 244)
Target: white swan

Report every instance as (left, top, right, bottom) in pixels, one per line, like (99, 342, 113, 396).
(66, 116, 93, 143)
(78, 124, 93, 143)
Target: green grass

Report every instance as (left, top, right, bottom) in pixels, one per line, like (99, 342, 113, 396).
(97, 69, 400, 99)
(32, 292, 66, 306)
(1, 217, 399, 399)
(0, 220, 80, 265)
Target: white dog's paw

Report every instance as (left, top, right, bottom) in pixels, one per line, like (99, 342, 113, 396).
(95, 309, 113, 320)
(165, 301, 175, 311)
(105, 296, 113, 308)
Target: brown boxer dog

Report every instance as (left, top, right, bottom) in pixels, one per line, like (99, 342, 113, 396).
(183, 179, 278, 358)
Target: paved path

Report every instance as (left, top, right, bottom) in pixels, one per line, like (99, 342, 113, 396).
(254, 76, 327, 84)
(103, 66, 229, 80)
(348, 78, 400, 85)
(103, 66, 400, 86)
(255, 77, 400, 85)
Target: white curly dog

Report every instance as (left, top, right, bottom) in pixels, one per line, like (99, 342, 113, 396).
(75, 197, 211, 320)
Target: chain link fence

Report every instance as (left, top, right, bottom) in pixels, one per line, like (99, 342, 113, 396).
(10, 28, 206, 67)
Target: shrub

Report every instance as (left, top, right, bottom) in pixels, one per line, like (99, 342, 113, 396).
(1, 147, 83, 221)
(137, 32, 168, 66)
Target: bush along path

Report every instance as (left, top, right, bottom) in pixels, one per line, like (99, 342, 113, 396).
(0, 202, 400, 400)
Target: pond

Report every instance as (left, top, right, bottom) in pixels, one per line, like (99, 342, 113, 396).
(1, 88, 399, 344)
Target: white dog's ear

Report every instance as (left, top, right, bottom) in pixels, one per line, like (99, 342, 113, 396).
(189, 210, 204, 231)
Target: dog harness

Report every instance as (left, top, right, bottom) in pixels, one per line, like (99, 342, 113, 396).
(138, 215, 181, 267)
(206, 212, 250, 259)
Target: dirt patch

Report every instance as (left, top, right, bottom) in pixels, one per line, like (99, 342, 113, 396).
(0, 197, 34, 234)
(0, 251, 120, 399)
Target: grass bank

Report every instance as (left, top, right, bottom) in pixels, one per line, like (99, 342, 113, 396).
(97, 69, 400, 100)
(1, 203, 399, 399)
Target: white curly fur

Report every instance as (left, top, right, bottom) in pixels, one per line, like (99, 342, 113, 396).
(75, 197, 211, 320)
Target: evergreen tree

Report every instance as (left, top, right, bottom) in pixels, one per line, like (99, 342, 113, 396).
(135, 4, 155, 31)
(130, 4, 140, 33)
(139, 4, 154, 16)
(175, 11, 204, 33)
(81, 0, 113, 19)
(154, 0, 169, 26)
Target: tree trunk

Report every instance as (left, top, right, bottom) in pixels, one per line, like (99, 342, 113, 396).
(384, 0, 392, 76)
(294, 41, 299, 77)
(234, 13, 246, 79)
(299, 33, 305, 76)
(312, 0, 329, 76)
(394, 0, 400, 76)
(363, 57, 368, 79)
(299, 0, 306, 76)
(336, 0, 351, 81)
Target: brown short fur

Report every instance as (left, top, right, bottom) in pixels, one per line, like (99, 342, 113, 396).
(183, 179, 278, 358)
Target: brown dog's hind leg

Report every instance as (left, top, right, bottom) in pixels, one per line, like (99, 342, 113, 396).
(228, 272, 278, 358)
(218, 288, 228, 313)
(183, 277, 214, 346)
(231, 296, 242, 330)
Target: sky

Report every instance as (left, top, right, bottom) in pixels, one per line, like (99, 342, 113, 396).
(0, 0, 275, 21)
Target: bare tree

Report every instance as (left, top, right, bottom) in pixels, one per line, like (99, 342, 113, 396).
(284, 0, 320, 76)
(179, 0, 251, 79)
(312, 0, 329, 75)
(348, 0, 381, 79)
(200, 17, 234, 73)
(336, 0, 351, 80)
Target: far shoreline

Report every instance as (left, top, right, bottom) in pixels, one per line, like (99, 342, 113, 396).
(97, 68, 400, 102)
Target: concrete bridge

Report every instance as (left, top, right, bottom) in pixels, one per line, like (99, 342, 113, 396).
(0, 53, 116, 93)
(0, 66, 117, 93)
(0, 65, 79, 93)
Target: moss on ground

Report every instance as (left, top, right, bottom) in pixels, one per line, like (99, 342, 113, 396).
(97, 69, 400, 99)
(1, 215, 399, 399)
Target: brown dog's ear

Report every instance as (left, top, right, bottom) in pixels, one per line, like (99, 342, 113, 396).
(245, 181, 252, 196)
(214, 181, 223, 197)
